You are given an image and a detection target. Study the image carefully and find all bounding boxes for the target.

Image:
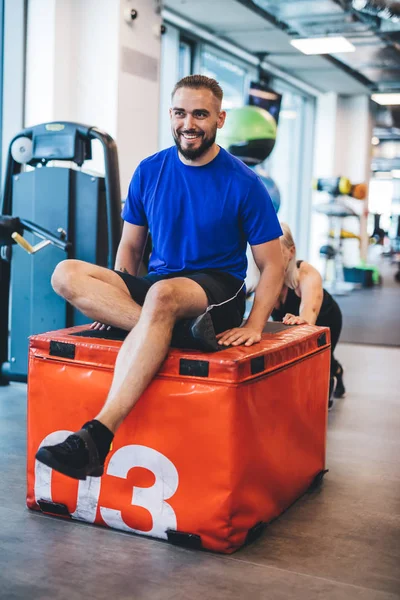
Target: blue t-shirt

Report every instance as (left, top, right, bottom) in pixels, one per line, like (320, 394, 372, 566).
(122, 146, 282, 281)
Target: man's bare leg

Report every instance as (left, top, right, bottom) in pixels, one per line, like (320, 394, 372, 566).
(35, 277, 209, 479)
(96, 277, 208, 431)
(51, 259, 142, 330)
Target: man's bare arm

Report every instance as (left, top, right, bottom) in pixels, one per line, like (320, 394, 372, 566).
(217, 239, 284, 347)
(245, 239, 285, 332)
(114, 222, 149, 276)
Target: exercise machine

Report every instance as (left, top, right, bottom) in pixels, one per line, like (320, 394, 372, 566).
(0, 122, 122, 384)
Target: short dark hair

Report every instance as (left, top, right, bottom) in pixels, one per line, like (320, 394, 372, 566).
(171, 74, 223, 103)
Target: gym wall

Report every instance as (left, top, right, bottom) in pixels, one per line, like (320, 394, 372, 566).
(24, 0, 162, 197)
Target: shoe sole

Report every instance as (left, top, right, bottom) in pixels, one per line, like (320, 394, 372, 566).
(35, 447, 104, 481)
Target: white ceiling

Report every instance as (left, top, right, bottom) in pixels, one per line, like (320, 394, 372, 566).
(163, 0, 383, 95)
(165, 0, 267, 31)
(289, 65, 371, 95)
(224, 27, 302, 55)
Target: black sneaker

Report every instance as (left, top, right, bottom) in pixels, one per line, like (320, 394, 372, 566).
(334, 365, 346, 398)
(328, 376, 337, 410)
(35, 428, 105, 481)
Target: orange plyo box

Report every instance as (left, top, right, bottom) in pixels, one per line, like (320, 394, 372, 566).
(26, 322, 330, 553)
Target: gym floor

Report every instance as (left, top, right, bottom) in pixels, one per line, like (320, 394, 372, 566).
(334, 260, 400, 347)
(1, 341, 399, 600)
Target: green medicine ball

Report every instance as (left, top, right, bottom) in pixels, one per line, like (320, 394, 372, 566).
(217, 106, 277, 165)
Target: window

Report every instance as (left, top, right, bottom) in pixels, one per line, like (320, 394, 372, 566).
(178, 39, 193, 79)
(267, 91, 304, 225)
(265, 86, 315, 259)
(200, 50, 247, 109)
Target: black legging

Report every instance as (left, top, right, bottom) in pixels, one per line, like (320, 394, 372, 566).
(316, 298, 342, 376)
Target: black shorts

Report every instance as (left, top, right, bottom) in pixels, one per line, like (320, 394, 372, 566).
(115, 270, 246, 335)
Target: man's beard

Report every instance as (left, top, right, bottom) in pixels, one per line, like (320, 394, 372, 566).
(173, 129, 217, 161)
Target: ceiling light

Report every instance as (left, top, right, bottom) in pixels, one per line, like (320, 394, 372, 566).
(371, 93, 400, 105)
(290, 36, 355, 55)
(371, 136, 380, 145)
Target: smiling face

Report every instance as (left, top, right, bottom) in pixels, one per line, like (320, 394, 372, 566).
(169, 87, 226, 163)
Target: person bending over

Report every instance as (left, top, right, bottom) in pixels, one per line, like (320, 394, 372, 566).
(272, 223, 345, 408)
(36, 74, 285, 480)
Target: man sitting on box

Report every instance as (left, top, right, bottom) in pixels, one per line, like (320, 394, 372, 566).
(35, 75, 284, 480)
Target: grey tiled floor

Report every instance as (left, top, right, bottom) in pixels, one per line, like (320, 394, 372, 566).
(1, 343, 399, 600)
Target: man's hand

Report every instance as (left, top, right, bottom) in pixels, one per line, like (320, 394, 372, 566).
(90, 321, 111, 331)
(283, 313, 308, 326)
(216, 326, 262, 347)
